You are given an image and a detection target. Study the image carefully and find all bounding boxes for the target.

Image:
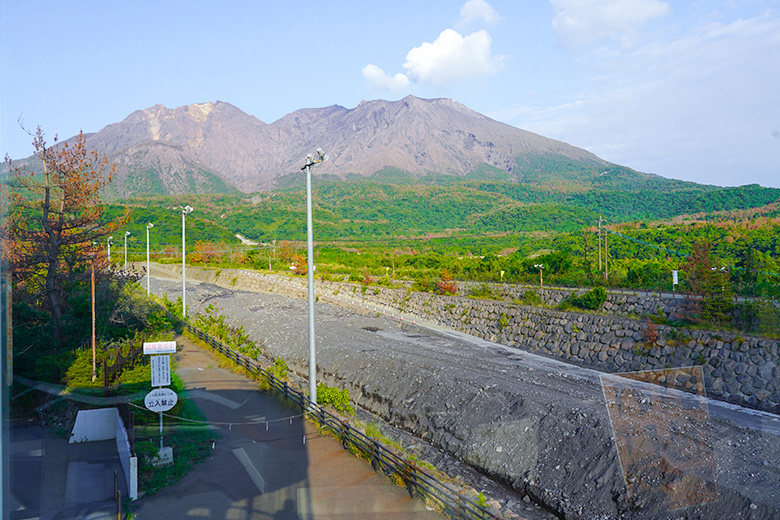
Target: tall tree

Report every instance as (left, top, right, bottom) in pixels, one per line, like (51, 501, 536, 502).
(680, 241, 733, 325)
(4, 128, 128, 346)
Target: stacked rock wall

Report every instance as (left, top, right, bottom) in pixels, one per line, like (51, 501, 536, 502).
(155, 264, 780, 413)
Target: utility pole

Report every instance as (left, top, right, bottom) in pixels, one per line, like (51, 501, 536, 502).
(605, 227, 609, 282)
(599, 215, 601, 272)
(89, 252, 96, 382)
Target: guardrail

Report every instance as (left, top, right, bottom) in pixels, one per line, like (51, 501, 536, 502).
(164, 309, 502, 520)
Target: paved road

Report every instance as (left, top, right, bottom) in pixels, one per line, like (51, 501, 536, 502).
(133, 334, 443, 520)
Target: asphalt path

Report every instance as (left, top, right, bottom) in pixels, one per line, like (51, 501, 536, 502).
(133, 334, 443, 520)
(147, 272, 779, 519)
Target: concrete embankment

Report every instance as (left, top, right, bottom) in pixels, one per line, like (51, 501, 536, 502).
(145, 264, 780, 520)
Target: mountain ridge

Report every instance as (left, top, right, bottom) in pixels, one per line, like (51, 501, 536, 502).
(4, 96, 688, 197)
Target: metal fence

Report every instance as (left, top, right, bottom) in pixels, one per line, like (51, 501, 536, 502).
(166, 310, 501, 520)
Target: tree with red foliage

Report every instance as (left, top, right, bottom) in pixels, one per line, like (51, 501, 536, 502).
(190, 240, 220, 264)
(290, 253, 307, 275)
(3, 128, 128, 346)
(437, 269, 458, 295)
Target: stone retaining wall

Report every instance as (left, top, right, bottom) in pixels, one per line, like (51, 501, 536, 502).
(453, 281, 685, 320)
(336, 281, 778, 413)
(154, 264, 780, 413)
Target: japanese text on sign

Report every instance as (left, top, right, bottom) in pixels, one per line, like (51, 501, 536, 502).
(143, 341, 177, 355)
(151, 355, 171, 387)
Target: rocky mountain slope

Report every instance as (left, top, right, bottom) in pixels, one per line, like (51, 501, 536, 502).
(6, 96, 646, 197)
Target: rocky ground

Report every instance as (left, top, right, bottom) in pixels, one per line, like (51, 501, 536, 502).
(149, 274, 779, 520)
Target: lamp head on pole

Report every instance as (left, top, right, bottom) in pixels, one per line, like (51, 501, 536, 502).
(125, 231, 131, 237)
(147, 223, 154, 230)
(302, 149, 329, 170)
(182, 205, 194, 215)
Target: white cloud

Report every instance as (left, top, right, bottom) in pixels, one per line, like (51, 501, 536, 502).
(551, 0, 671, 49)
(362, 28, 505, 91)
(361, 64, 410, 92)
(362, 1, 505, 92)
(402, 29, 505, 87)
(511, 12, 780, 187)
(458, 0, 502, 26)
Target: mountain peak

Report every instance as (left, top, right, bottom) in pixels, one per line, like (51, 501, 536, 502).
(68, 96, 614, 196)
(181, 102, 215, 123)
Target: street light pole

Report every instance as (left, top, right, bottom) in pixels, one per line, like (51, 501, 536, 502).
(302, 148, 328, 405)
(124, 231, 131, 269)
(182, 205, 194, 318)
(107, 236, 113, 264)
(146, 223, 154, 296)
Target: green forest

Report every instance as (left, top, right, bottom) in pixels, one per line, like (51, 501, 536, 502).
(105, 175, 780, 304)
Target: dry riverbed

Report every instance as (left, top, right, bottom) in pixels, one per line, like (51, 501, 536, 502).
(149, 274, 779, 520)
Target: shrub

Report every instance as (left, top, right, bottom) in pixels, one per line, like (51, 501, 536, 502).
(411, 278, 437, 293)
(468, 283, 497, 299)
(316, 384, 354, 415)
(561, 287, 607, 310)
(269, 357, 289, 381)
(642, 319, 659, 346)
(498, 312, 509, 329)
(521, 290, 542, 305)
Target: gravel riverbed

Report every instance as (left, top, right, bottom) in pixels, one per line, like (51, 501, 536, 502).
(149, 273, 780, 520)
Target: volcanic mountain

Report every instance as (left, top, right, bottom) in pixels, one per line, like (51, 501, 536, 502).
(7, 96, 662, 197)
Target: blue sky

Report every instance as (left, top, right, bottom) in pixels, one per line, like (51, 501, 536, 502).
(2, 0, 779, 188)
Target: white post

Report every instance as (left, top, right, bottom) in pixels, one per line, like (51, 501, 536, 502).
(146, 223, 153, 296)
(182, 209, 187, 318)
(108, 236, 112, 264)
(181, 206, 193, 318)
(124, 231, 131, 269)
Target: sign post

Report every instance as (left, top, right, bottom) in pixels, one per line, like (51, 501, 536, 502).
(143, 341, 177, 465)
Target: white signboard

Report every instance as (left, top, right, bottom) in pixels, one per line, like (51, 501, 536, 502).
(143, 341, 177, 355)
(150, 355, 171, 387)
(672, 270, 679, 286)
(144, 388, 178, 413)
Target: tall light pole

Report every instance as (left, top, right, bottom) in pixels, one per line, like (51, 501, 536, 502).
(302, 148, 328, 405)
(146, 223, 154, 296)
(124, 231, 131, 268)
(107, 236, 113, 264)
(182, 205, 194, 318)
